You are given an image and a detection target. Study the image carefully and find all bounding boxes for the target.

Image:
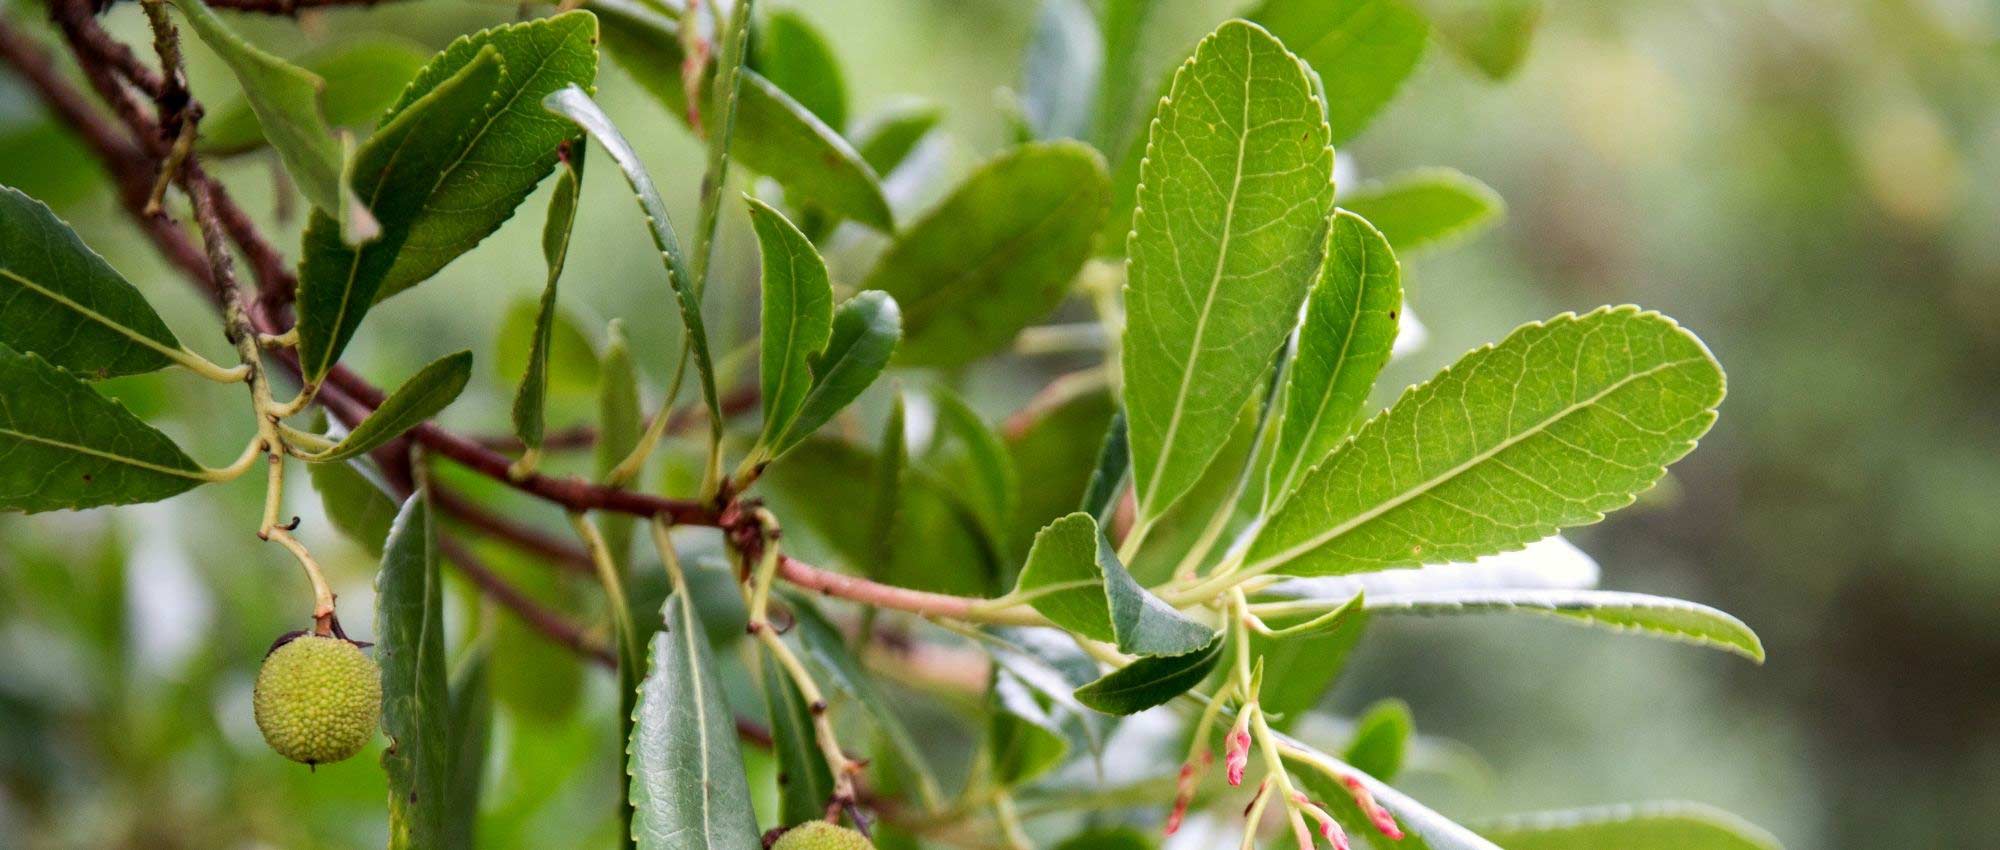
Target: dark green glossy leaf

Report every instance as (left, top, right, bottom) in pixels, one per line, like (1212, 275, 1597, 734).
(593, 0, 892, 229)
(1021, 0, 1101, 141)
(1248, 307, 1726, 578)
(1122, 20, 1335, 523)
(770, 291, 900, 457)
(201, 37, 430, 155)
(1014, 513, 1212, 656)
(1073, 635, 1223, 715)
(378, 493, 449, 850)
(1078, 410, 1128, 526)
(629, 590, 762, 849)
(747, 197, 834, 457)
(1250, 0, 1430, 144)
(305, 351, 472, 462)
(0, 344, 204, 513)
(294, 48, 501, 383)
(512, 144, 586, 451)
(1417, 0, 1543, 80)
(862, 141, 1107, 368)
(754, 9, 847, 130)
(1480, 802, 1783, 850)
(305, 454, 399, 557)
(1343, 698, 1413, 781)
(762, 659, 833, 826)
(1265, 210, 1401, 505)
(442, 647, 493, 850)
(1340, 167, 1504, 253)
(1367, 589, 1765, 661)
(0, 187, 182, 378)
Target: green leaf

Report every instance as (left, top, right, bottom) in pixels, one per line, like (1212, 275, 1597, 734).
(747, 197, 834, 457)
(496, 297, 598, 400)
(1013, 513, 1213, 656)
(1073, 635, 1224, 715)
(629, 589, 762, 850)
(596, 321, 642, 563)
(592, 0, 892, 230)
(1246, 307, 1726, 578)
(1343, 698, 1413, 781)
(1122, 20, 1335, 524)
(512, 143, 586, 451)
(1251, 599, 1367, 725)
(786, 594, 944, 809)
(294, 48, 502, 384)
(1416, 0, 1543, 80)
(851, 99, 943, 175)
(1055, 826, 1158, 850)
(1078, 410, 1128, 527)
(304, 455, 399, 557)
(201, 37, 430, 155)
(543, 85, 724, 443)
(1265, 210, 1401, 505)
(442, 648, 493, 850)
(927, 385, 1018, 547)
(1284, 738, 1501, 850)
(0, 187, 183, 378)
(1340, 168, 1504, 253)
(770, 291, 900, 457)
(1367, 589, 1765, 661)
(761, 659, 833, 827)
(1250, 0, 1430, 144)
(304, 351, 472, 463)
(861, 141, 1108, 368)
(378, 493, 449, 850)
(1265, 533, 1600, 597)
(0, 344, 204, 513)
(1480, 802, 1783, 850)
(868, 390, 907, 572)
(1089, 0, 1158, 155)
(173, 0, 347, 222)
(988, 669, 1070, 787)
(754, 9, 847, 130)
(1020, 0, 1102, 141)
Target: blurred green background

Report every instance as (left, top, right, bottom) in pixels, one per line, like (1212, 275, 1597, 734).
(3, 0, 1997, 848)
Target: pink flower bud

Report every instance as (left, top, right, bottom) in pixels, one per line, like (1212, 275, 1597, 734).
(1164, 762, 1199, 835)
(1224, 723, 1252, 786)
(1341, 775, 1405, 840)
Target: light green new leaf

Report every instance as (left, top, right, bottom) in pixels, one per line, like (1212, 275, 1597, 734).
(294, 48, 502, 384)
(201, 38, 430, 155)
(1013, 513, 1213, 656)
(1367, 589, 1765, 661)
(1417, 0, 1543, 80)
(1073, 635, 1223, 715)
(592, 0, 892, 230)
(1340, 168, 1504, 253)
(787, 594, 943, 809)
(747, 197, 834, 456)
(770, 291, 900, 457)
(0, 344, 204, 513)
(1021, 0, 1102, 141)
(1343, 698, 1413, 781)
(762, 659, 832, 827)
(862, 141, 1108, 367)
(1122, 20, 1336, 523)
(754, 10, 847, 130)
(442, 648, 493, 850)
(544, 85, 723, 441)
(174, 0, 348, 223)
(0, 187, 182, 378)
(305, 351, 472, 462)
(629, 591, 762, 850)
(1245, 307, 1726, 578)
(378, 493, 449, 850)
(1265, 210, 1401, 507)
(1480, 802, 1783, 850)
(1250, 0, 1430, 144)
(304, 455, 399, 557)
(512, 144, 585, 451)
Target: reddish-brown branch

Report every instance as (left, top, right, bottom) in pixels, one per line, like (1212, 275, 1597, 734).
(437, 535, 616, 667)
(203, 0, 409, 15)
(433, 487, 595, 576)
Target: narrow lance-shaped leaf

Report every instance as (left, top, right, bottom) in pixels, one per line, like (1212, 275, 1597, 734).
(295, 48, 502, 384)
(1246, 307, 1727, 578)
(867, 389, 907, 572)
(1122, 20, 1336, 524)
(512, 142, 585, 452)
(543, 85, 724, 443)
(1078, 411, 1129, 525)
(753, 10, 848, 130)
(304, 351, 473, 462)
(173, 0, 349, 224)
(1073, 635, 1224, 715)
(762, 659, 833, 827)
(861, 141, 1108, 368)
(1265, 210, 1401, 506)
(0, 186, 183, 378)
(1013, 513, 1213, 656)
(746, 197, 834, 458)
(1249, 0, 1431, 144)
(378, 492, 449, 850)
(769, 291, 900, 457)
(928, 385, 1018, 548)
(441, 648, 493, 850)
(1366, 589, 1765, 661)
(1479, 802, 1784, 850)
(0, 344, 205, 513)
(629, 589, 762, 849)
(1340, 167, 1504, 254)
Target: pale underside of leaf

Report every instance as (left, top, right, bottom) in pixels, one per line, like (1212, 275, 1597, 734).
(1368, 589, 1764, 660)
(1479, 801, 1785, 850)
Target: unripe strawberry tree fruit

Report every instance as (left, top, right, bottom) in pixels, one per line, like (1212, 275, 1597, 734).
(253, 634, 382, 766)
(771, 821, 876, 850)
